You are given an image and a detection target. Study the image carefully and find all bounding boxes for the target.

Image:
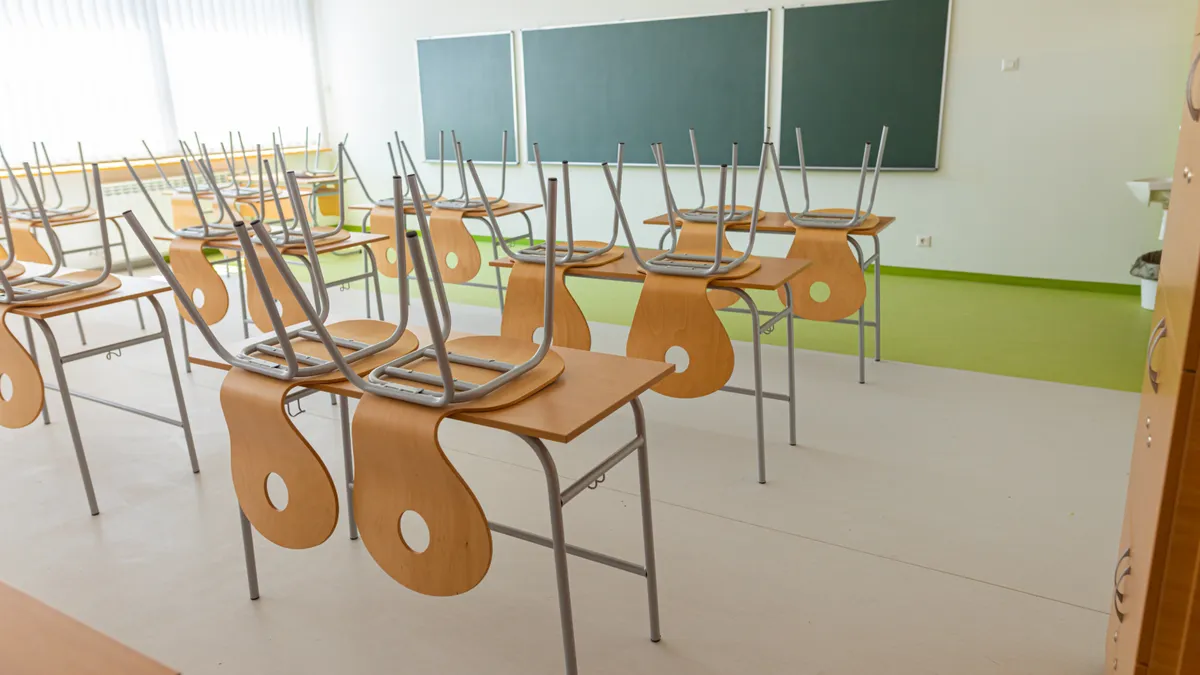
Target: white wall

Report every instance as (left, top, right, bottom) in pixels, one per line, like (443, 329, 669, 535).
(312, 0, 1195, 285)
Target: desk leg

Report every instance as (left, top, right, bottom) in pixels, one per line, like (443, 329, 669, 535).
(784, 283, 797, 447)
(362, 243, 372, 319)
(631, 399, 662, 642)
(849, 237, 866, 384)
(873, 234, 882, 362)
(23, 318, 50, 425)
(522, 435, 578, 675)
(33, 318, 99, 516)
(338, 395, 358, 541)
(729, 289, 768, 484)
(491, 228, 506, 312)
(112, 218, 146, 330)
(150, 296, 199, 474)
(239, 508, 260, 600)
(73, 314, 87, 346)
(363, 244, 385, 321)
(522, 211, 534, 246)
(179, 316, 191, 374)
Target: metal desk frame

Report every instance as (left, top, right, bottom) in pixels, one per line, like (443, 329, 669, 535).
(657, 224, 882, 384)
(491, 254, 799, 483)
(221, 386, 659, 675)
(16, 293, 198, 515)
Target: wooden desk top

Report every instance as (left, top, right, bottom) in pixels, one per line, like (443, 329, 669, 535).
(643, 211, 896, 236)
(191, 333, 672, 444)
(491, 247, 810, 291)
(348, 201, 543, 219)
(205, 230, 388, 255)
(5, 266, 170, 320)
(0, 582, 178, 675)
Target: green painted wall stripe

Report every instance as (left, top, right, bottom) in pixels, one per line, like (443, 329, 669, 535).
(873, 265, 1140, 295)
(342, 225, 1139, 296)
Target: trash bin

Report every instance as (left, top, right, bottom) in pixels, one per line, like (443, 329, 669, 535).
(1131, 250, 1162, 311)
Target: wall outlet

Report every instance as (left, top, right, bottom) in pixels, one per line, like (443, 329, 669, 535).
(917, 235, 933, 248)
(1001, 58, 1020, 72)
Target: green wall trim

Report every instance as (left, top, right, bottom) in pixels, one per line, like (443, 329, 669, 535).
(342, 228, 1136, 296)
(874, 265, 1140, 295)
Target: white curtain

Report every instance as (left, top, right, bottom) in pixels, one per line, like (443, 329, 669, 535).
(157, 0, 323, 155)
(0, 0, 322, 164)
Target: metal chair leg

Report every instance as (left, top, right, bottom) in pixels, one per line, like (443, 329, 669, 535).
(237, 252, 249, 339)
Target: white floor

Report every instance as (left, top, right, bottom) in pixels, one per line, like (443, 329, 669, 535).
(0, 279, 1137, 674)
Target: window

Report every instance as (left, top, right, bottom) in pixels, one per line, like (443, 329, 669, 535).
(0, 0, 323, 164)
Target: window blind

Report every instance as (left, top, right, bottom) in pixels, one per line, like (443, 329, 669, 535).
(0, 0, 323, 163)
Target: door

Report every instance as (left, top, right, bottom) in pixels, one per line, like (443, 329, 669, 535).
(1159, 33, 1200, 370)
(1109, 309, 1194, 674)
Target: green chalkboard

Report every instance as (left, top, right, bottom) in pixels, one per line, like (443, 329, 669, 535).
(522, 12, 769, 165)
(417, 33, 517, 163)
(780, 0, 951, 169)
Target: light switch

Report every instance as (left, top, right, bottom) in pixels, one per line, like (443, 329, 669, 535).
(1001, 58, 1020, 72)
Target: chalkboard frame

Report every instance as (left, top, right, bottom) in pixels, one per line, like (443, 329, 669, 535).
(415, 30, 520, 165)
(519, 10, 772, 167)
(776, 0, 953, 172)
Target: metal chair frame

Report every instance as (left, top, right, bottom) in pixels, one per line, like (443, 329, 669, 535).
(607, 141, 771, 278)
(0, 163, 113, 303)
(294, 172, 558, 407)
(771, 126, 889, 230)
(435, 130, 508, 212)
(123, 168, 404, 382)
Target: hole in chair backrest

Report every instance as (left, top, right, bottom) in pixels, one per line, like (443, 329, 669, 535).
(665, 345, 690, 373)
(265, 473, 288, 511)
(0, 373, 12, 402)
(532, 326, 546, 345)
(386, 247, 397, 265)
(399, 510, 430, 553)
(192, 287, 206, 308)
(809, 281, 831, 303)
(445, 252, 459, 270)
(274, 299, 284, 315)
